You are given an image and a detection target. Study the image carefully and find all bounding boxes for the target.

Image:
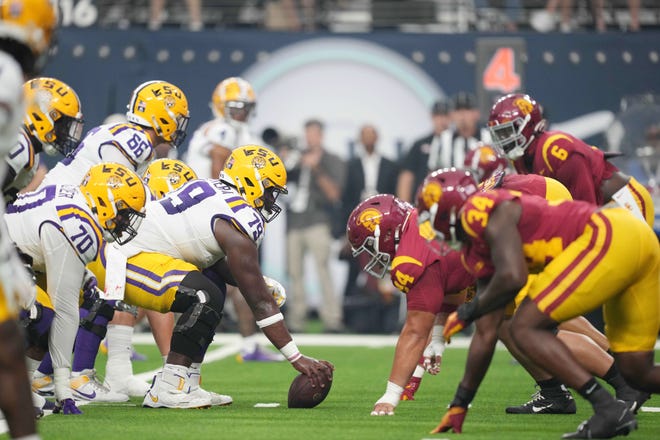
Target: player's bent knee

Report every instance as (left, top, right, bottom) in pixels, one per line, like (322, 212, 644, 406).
(20, 302, 54, 351)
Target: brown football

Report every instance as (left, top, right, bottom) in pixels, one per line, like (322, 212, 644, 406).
(287, 372, 333, 408)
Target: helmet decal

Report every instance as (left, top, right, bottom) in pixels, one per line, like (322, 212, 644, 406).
(356, 208, 382, 232)
(514, 98, 533, 115)
(421, 181, 442, 208)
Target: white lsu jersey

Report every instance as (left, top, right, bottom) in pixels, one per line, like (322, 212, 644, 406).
(4, 130, 39, 202)
(39, 122, 155, 188)
(5, 184, 103, 270)
(0, 51, 25, 157)
(185, 118, 256, 179)
(117, 178, 265, 269)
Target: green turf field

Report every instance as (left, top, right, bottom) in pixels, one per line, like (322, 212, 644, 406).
(14, 342, 660, 440)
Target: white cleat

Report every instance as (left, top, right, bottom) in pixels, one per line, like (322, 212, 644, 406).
(104, 375, 150, 397)
(143, 372, 212, 409)
(32, 372, 55, 396)
(188, 370, 233, 406)
(70, 369, 129, 403)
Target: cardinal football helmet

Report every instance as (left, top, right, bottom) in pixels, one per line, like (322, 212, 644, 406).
(23, 77, 84, 156)
(346, 194, 413, 279)
(220, 145, 287, 222)
(463, 143, 508, 183)
(416, 168, 478, 250)
(80, 163, 147, 245)
(126, 80, 190, 148)
(210, 77, 256, 123)
(0, 0, 58, 75)
(142, 158, 197, 200)
(488, 93, 545, 160)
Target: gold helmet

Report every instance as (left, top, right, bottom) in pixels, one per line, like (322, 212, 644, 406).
(126, 80, 190, 148)
(142, 158, 197, 200)
(210, 77, 256, 123)
(80, 163, 147, 245)
(23, 77, 84, 156)
(220, 145, 287, 222)
(0, 0, 58, 75)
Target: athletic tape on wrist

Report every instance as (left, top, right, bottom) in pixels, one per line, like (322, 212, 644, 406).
(375, 381, 404, 407)
(256, 312, 284, 329)
(280, 340, 302, 363)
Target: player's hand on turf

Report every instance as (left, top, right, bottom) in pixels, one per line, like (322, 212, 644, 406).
(430, 405, 467, 434)
(423, 341, 443, 375)
(54, 398, 82, 415)
(443, 312, 467, 343)
(292, 356, 334, 389)
(371, 402, 395, 416)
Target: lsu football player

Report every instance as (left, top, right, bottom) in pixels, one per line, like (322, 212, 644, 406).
(419, 169, 659, 438)
(3, 77, 84, 203)
(6, 163, 147, 415)
(488, 93, 654, 227)
(0, 0, 57, 434)
(87, 145, 333, 409)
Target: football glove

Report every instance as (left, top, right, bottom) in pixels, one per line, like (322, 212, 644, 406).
(263, 275, 286, 307)
(401, 376, 422, 401)
(423, 325, 445, 374)
(443, 312, 467, 343)
(430, 405, 468, 434)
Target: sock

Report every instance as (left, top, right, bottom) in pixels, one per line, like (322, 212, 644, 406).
(26, 357, 41, 379)
(105, 324, 134, 382)
(578, 377, 615, 410)
(537, 377, 567, 395)
(37, 353, 53, 375)
(412, 365, 425, 379)
(72, 305, 110, 372)
(241, 334, 258, 354)
(602, 363, 628, 393)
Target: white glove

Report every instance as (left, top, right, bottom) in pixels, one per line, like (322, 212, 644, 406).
(422, 325, 446, 375)
(263, 275, 286, 307)
(0, 221, 35, 310)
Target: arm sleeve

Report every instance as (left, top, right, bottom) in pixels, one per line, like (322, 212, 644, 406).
(41, 222, 85, 400)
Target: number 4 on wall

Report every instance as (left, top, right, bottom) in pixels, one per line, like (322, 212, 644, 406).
(483, 48, 521, 94)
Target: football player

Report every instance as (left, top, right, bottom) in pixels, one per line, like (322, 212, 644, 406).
(0, 0, 57, 435)
(185, 77, 281, 362)
(422, 169, 659, 438)
(3, 77, 84, 203)
(488, 93, 654, 227)
(6, 163, 147, 415)
(87, 145, 333, 409)
(347, 194, 474, 416)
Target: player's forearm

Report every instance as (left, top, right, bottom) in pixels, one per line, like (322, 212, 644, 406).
(389, 326, 428, 387)
(460, 312, 500, 391)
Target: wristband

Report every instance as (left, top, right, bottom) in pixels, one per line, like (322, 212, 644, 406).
(450, 384, 476, 408)
(256, 312, 284, 329)
(457, 297, 479, 322)
(375, 381, 404, 407)
(279, 340, 302, 363)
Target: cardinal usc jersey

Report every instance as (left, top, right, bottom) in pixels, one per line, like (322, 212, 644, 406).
(460, 190, 596, 278)
(116, 178, 265, 269)
(185, 119, 256, 179)
(391, 210, 474, 313)
(481, 172, 573, 202)
(5, 184, 103, 269)
(0, 52, 25, 156)
(513, 131, 618, 205)
(4, 130, 39, 202)
(39, 123, 155, 188)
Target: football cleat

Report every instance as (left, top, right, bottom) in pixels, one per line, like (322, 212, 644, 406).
(237, 346, 285, 363)
(143, 372, 212, 409)
(32, 372, 55, 396)
(562, 401, 637, 439)
(616, 387, 651, 415)
(506, 388, 577, 414)
(187, 369, 233, 406)
(70, 369, 129, 403)
(104, 374, 150, 398)
(401, 376, 422, 401)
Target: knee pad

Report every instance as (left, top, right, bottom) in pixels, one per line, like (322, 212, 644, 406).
(80, 297, 115, 340)
(20, 302, 53, 351)
(170, 271, 226, 314)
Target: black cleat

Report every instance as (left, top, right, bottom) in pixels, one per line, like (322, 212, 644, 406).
(616, 388, 651, 414)
(506, 388, 577, 414)
(562, 402, 637, 439)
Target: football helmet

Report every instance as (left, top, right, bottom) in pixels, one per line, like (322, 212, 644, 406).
(463, 143, 508, 183)
(346, 194, 413, 279)
(80, 163, 147, 245)
(416, 168, 478, 250)
(142, 158, 197, 200)
(126, 80, 190, 148)
(23, 77, 84, 156)
(219, 145, 287, 222)
(488, 93, 546, 160)
(210, 77, 256, 123)
(0, 0, 58, 75)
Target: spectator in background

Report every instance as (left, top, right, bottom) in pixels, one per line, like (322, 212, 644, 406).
(449, 91, 491, 158)
(285, 119, 346, 333)
(340, 124, 401, 333)
(149, 0, 203, 31)
(396, 99, 452, 203)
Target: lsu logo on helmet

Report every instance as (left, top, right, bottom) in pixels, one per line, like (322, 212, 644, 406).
(356, 208, 382, 233)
